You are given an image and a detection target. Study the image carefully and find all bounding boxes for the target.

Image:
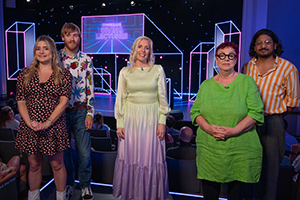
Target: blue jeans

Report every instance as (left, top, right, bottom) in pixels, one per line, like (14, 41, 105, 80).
(63, 108, 92, 188)
(256, 114, 285, 200)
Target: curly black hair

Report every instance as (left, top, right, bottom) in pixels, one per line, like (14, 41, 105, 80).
(249, 29, 283, 58)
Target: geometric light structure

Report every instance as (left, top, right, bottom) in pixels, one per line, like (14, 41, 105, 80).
(166, 78, 171, 106)
(188, 42, 214, 101)
(188, 20, 241, 101)
(5, 21, 35, 80)
(213, 20, 241, 75)
(81, 13, 183, 98)
(94, 67, 113, 95)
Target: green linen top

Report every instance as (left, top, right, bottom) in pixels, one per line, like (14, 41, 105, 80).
(190, 73, 264, 183)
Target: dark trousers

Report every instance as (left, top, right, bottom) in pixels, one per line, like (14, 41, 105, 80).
(257, 114, 285, 200)
(202, 180, 244, 200)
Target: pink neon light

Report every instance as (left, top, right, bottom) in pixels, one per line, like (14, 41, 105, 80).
(6, 31, 25, 33)
(81, 13, 145, 53)
(95, 92, 111, 96)
(82, 13, 144, 19)
(5, 31, 9, 80)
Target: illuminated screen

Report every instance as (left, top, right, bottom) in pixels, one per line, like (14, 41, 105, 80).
(81, 13, 144, 54)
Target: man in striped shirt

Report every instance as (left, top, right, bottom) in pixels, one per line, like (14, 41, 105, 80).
(243, 29, 300, 200)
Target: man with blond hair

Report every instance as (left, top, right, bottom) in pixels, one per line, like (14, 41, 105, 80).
(59, 23, 95, 200)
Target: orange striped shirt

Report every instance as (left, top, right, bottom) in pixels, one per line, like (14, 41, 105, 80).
(243, 56, 300, 114)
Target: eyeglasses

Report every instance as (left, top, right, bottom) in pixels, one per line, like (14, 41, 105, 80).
(255, 40, 272, 46)
(216, 53, 236, 60)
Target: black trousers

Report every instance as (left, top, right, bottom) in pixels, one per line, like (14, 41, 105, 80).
(202, 180, 244, 200)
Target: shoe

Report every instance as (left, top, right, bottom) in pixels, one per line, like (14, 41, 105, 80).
(65, 185, 73, 200)
(81, 187, 94, 200)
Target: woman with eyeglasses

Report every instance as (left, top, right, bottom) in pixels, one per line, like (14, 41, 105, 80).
(190, 42, 264, 200)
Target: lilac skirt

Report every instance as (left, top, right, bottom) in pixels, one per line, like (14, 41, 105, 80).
(113, 102, 169, 200)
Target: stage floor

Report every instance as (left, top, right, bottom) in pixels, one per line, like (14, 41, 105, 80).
(40, 179, 207, 200)
(94, 95, 193, 121)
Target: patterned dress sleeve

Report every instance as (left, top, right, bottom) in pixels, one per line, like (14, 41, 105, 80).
(60, 68, 72, 99)
(16, 69, 26, 101)
(86, 58, 95, 118)
(157, 65, 171, 125)
(114, 67, 128, 128)
(246, 76, 264, 125)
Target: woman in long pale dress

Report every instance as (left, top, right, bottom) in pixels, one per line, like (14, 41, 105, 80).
(113, 36, 171, 200)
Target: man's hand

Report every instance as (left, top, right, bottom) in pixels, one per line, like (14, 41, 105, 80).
(85, 117, 93, 130)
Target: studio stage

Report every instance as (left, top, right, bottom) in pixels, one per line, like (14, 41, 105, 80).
(94, 94, 193, 122)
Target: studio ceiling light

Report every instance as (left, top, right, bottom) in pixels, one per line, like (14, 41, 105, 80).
(130, 1, 136, 7)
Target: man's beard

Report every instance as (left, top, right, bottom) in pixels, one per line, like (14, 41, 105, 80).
(65, 41, 79, 51)
(257, 48, 274, 58)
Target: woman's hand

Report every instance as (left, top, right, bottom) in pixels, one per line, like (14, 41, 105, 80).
(31, 120, 51, 131)
(116, 128, 125, 140)
(156, 124, 166, 140)
(218, 126, 238, 139)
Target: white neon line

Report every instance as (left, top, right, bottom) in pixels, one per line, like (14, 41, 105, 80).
(116, 38, 131, 52)
(6, 21, 17, 30)
(96, 40, 109, 53)
(40, 178, 54, 191)
(144, 14, 182, 54)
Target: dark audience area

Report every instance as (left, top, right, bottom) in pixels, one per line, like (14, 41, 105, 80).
(1, 110, 300, 199)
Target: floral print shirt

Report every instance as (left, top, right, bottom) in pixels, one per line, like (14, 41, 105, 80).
(58, 48, 95, 118)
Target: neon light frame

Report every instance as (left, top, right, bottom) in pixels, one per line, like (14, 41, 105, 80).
(188, 42, 214, 101)
(81, 13, 184, 98)
(5, 21, 35, 80)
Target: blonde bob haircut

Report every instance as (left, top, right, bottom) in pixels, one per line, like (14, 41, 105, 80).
(61, 22, 81, 37)
(128, 36, 155, 72)
(23, 35, 63, 86)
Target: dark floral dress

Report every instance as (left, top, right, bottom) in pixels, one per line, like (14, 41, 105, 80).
(15, 67, 72, 155)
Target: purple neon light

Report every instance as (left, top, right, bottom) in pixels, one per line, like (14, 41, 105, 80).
(81, 13, 145, 54)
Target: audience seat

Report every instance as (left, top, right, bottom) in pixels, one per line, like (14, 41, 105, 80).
(109, 130, 118, 150)
(0, 128, 15, 141)
(166, 156, 200, 193)
(91, 150, 117, 184)
(172, 134, 179, 146)
(90, 129, 107, 137)
(0, 140, 23, 164)
(0, 171, 18, 200)
(91, 136, 112, 151)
